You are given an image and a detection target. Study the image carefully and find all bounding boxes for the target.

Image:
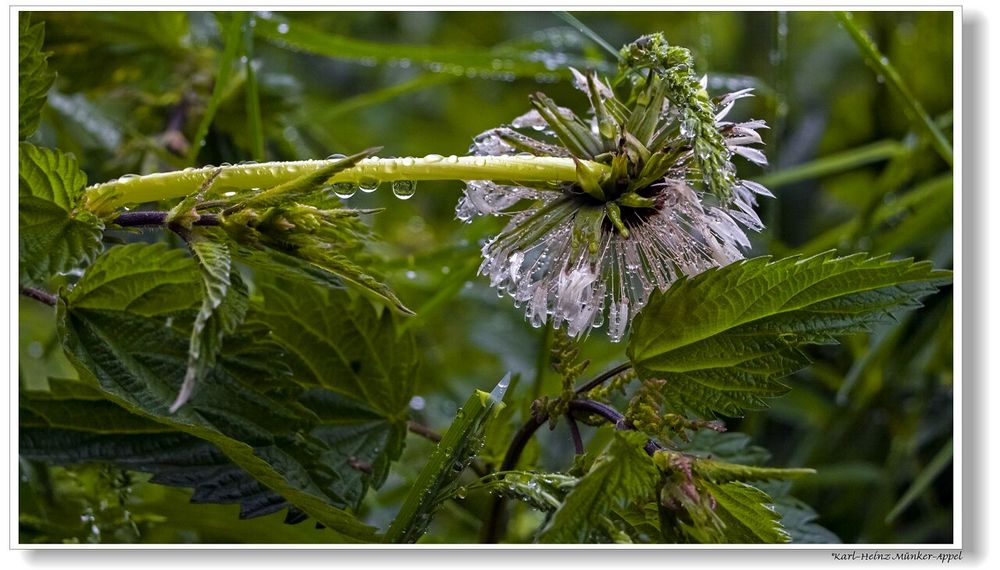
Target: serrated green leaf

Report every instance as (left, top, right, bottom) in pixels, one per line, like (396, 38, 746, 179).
(19, 378, 303, 523)
(539, 431, 659, 543)
(627, 252, 951, 417)
(57, 253, 425, 541)
(19, 143, 104, 285)
(171, 233, 246, 412)
(65, 243, 201, 315)
(385, 375, 509, 543)
(701, 480, 789, 543)
(19, 13, 56, 140)
(252, 279, 417, 416)
(654, 449, 814, 484)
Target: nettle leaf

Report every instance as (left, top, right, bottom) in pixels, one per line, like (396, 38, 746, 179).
(19, 13, 56, 140)
(662, 429, 839, 544)
(171, 234, 247, 412)
(56, 244, 422, 541)
(19, 142, 104, 285)
(700, 480, 789, 543)
(252, 278, 418, 416)
(67, 242, 201, 315)
(20, 380, 298, 521)
(627, 252, 951, 417)
(385, 375, 510, 543)
(539, 431, 659, 543)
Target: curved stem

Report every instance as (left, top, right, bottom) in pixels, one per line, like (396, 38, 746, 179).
(574, 362, 631, 395)
(87, 156, 607, 209)
(482, 413, 546, 543)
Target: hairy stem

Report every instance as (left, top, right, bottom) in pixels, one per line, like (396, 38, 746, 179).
(20, 287, 57, 307)
(87, 156, 608, 209)
(113, 211, 221, 227)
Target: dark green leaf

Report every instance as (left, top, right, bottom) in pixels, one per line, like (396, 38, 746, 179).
(627, 252, 951, 417)
(19, 13, 56, 140)
(19, 142, 104, 285)
(57, 251, 426, 541)
(539, 431, 659, 543)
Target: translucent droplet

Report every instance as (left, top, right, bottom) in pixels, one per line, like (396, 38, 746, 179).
(405, 270, 417, 280)
(456, 487, 468, 499)
(277, 23, 289, 34)
(391, 180, 416, 200)
(326, 153, 347, 160)
(332, 183, 356, 199)
(358, 176, 380, 193)
(118, 173, 140, 181)
(423, 153, 444, 163)
(446, 155, 460, 164)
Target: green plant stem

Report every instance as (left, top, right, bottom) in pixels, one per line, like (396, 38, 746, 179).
(574, 362, 632, 395)
(87, 156, 605, 209)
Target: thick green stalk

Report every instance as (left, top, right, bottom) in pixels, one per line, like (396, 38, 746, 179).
(87, 156, 603, 209)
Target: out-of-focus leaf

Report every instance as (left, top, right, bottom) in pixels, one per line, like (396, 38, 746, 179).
(19, 13, 56, 140)
(18, 142, 104, 285)
(254, 16, 608, 81)
(627, 252, 951, 417)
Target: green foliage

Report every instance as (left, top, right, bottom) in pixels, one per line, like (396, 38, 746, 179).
(627, 252, 950, 417)
(18, 13, 56, 140)
(172, 234, 246, 412)
(18, 10, 953, 545)
(55, 245, 421, 540)
(539, 431, 659, 543)
(19, 142, 104, 285)
(385, 375, 509, 543)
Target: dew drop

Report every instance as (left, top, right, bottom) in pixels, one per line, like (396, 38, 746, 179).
(456, 486, 468, 499)
(332, 183, 356, 199)
(277, 23, 289, 34)
(446, 155, 460, 164)
(405, 270, 417, 280)
(392, 180, 417, 200)
(423, 153, 444, 163)
(358, 176, 380, 193)
(118, 173, 140, 181)
(326, 153, 347, 160)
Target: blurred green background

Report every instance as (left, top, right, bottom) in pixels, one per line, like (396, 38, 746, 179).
(19, 10, 954, 544)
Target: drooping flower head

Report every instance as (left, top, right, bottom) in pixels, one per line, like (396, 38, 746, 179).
(457, 34, 772, 342)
